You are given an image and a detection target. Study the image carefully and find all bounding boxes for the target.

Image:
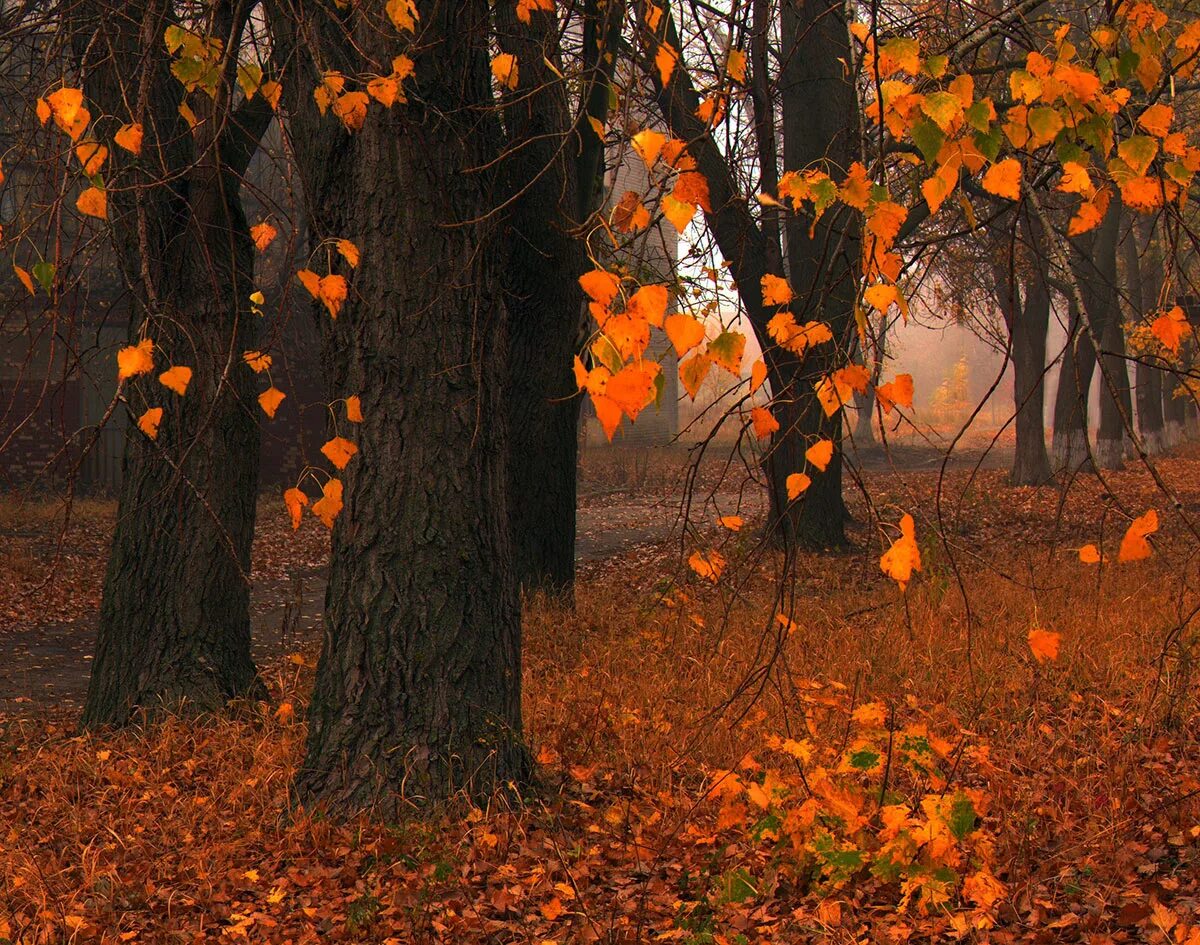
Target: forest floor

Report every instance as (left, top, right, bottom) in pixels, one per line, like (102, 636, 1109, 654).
(2, 435, 1200, 943)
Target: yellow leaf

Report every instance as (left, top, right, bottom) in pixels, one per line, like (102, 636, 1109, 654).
(321, 435, 359, 469)
(863, 283, 908, 320)
(663, 312, 706, 356)
(336, 239, 360, 268)
(1057, 161, 1093, 195)
(727, 48, 747, 84)
(880, 513, 921, 591)
(631, 129, 666, 169)
(1027, 628, 1061, 663)
(251, 222, 277, 251)
(750, 406, 778, 440)
(386, 0, 419, 31)
(805, 438, 834, 472)
(786, 472, 811, 500)
(1118, 509, 1158, 562)
(761, 273, 793, 306)
(679, 352, 711, 400)
(661, 193, 695, 232)
(137, 406, 163, 439)
(258, 386, 286, 418)
(492, 53, 519, 90)
(312, 477, 344, 527)
(1078, 543, 1101, 564)
(47, 87, 90, 139)
(1138, 103, 1173, 138)
(76, 186, 107, 219)
(158, 365, 192, 395)
(981, 158, 1021, 200)
(284, 487, 308, 530)
(345, 395, 364, 422)
(117, 338, 155, 380)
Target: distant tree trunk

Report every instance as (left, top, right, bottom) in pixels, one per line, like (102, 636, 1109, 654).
(75, 0, 269, 726)
(767, 0, 860, 548)
(1052, 199, 1120, 472)
(1095, 315, 1131, 469)
(996, 259, 1052, 486)
(1123, 219, 1166, 454)
(273, 0, 529, 812)
(1164, 376, 1187, 446)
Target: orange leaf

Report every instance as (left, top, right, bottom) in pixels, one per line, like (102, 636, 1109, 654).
(606, 363, 658, 420)
(321, 436, 359, 469)
(880, 513, 921, 591)
(679, 352, 712, 400)
(876, 373, 914, 414)
(114, 122, 143, 155)
(345, 395, 364, 422)
(251, 222, 278, 251)
(75, 140, 108, 175)
(579, 269, 621, 305)
(1078, 543, 1101, 564)
(312, 478, 344, 528)
(1138, 103, 1173, 138)
(631, 129, 666, 169)
(332, 91, 369, 131)
(284, 487, 308, 530)
(1027, 628, 1061, 663)
(661, 193, 696, 232)
(655, 42, 678, 86)
(981, 158, 1021, 200)
(367, 76, 401, 107)
(117, 339, 155, 381)
(664, 312, 706, 356)
(297, 270, 348, 318)
(805, 438, 834, 471)
(786, 472, 811, 500)
(1118, 509, 1158, 562)
(750, 358, 768, 394)
(158, 365, 192, 395)
(761, 273, 794, 306)
(590, 393, 623, 441)
(137, 406, 163, 439)
(336, 239, 360, 268)
(14, 265, 35, 296)
(243, 350, 272, 373)
(750, 406, 779, 440)
(1150, 306, 1189, 354)
(626, 284, 668, 327)
(718, 515, 743, 530)
(688, 549, 726, 583)
(258, 386, 286, 418)
(76, 186, 107, 219)
(491, 53, 519, 90)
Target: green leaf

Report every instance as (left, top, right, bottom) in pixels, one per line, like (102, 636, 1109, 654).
(909, 117, 945, 165)
(964, 100, 992, 133)
(973, 127, 1003, 162)
(947, 793, 977, 840)
(31, 261, 55, 291)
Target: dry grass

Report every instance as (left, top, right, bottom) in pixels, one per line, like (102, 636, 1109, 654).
(3, 457, 1200, 942)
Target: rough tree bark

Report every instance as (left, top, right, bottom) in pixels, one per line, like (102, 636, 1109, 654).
(272, 0, 529, 812)
(494, 0, 618, 596)
(1123, 218, 1165, 454)
(1051, 199, 1120, 472)
(993, 238, 1052, 486)
(643, 0, 858, 549)
(1095, 315, 1131, 470)
(75, 0, 270, 726)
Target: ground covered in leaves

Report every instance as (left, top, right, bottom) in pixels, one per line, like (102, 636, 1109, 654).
(3, 442, 1200, 943)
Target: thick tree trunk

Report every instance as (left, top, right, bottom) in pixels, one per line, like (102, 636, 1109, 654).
(274, 0, 529, 812)
(1136, 363, 1166, 454)
(768, 0, 860, 548)
(495, 0, 589, 597)
(1095, 316, 1131, 469)
(1005, 274, 1052, 485)
(1164, 376, 1187, 446)
(1051, 303, 1096, 472)
(75, 0, 266, 726)
(1123, 219, 1166, 454)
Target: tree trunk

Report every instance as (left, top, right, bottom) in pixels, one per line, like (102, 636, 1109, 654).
(494, 0, 592, 597)
(1123, 218, 1166, 454)
(1051, 199, 1120, 472)
(273, 0, 529, 812)
(74, 0, 267, 726)
(1095, 315, 1131, 469)
(1005, 272, 1052, 485)
(1164, 375, 1187, 446)
(768, 0, 860, 548)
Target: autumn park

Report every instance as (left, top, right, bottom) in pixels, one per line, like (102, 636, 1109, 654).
(4, 0, 1200, 940)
